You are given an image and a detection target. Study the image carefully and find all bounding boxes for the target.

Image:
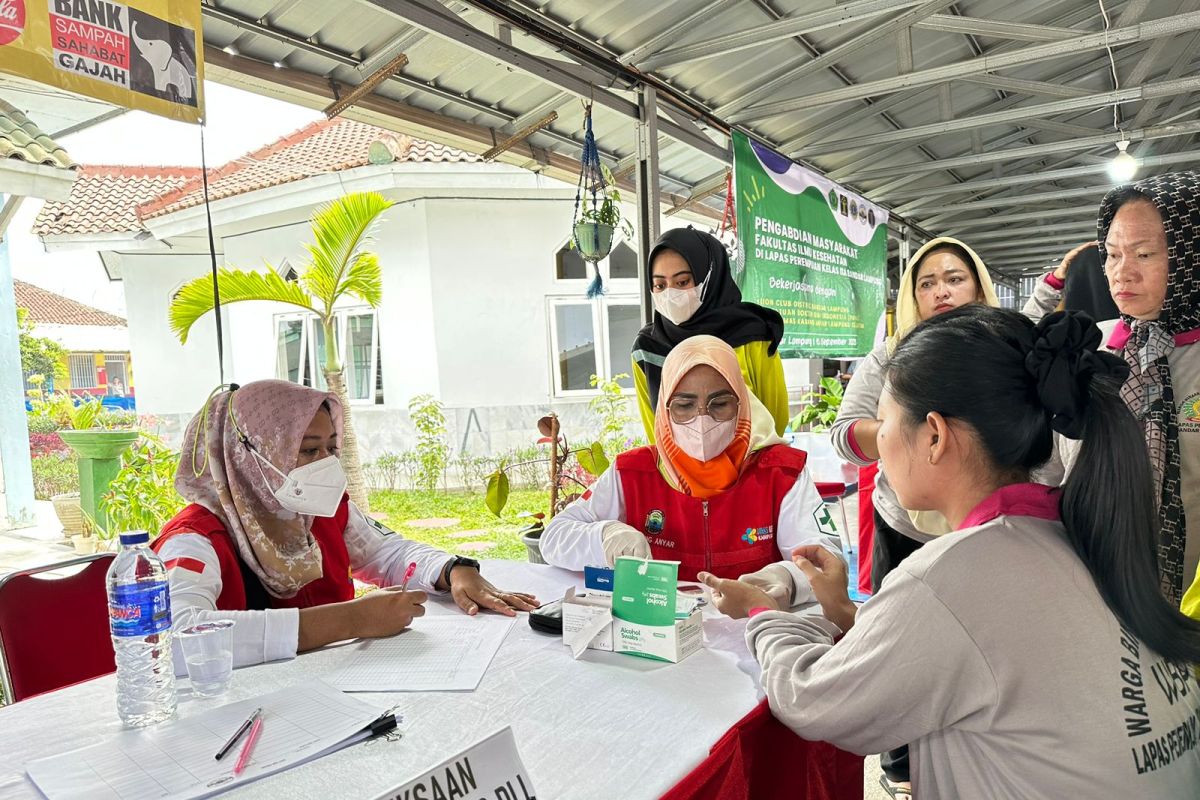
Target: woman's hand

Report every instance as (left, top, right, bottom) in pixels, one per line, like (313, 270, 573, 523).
(348, 587, 428, 638)
(449, 567, 539, 617)
(697, 571, 779, 619)
(1054, 241, 1099, 280)
(298, 587, 426, 651)
(791, 545, 857, 631)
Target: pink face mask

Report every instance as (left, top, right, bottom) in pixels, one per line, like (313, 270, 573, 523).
(670, 415, 736, 462)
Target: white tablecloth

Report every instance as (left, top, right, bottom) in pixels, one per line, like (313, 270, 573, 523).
(0, 561, 772, 800)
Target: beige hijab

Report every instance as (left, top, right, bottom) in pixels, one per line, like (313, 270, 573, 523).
(176, 380, 342, 598)
(888, 237, 1000, 535)
(887, 236, 1000, 355)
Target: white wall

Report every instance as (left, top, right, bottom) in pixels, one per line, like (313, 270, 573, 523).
(425, 195, 575, 409)
(119, 253, 226, 415)
(375, 200, 440, 406)
(31, 322, 128, 352)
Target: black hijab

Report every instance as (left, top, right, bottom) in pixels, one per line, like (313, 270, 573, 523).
(631, 227, 784, 407)
(1097, 171, 1200, 603)
(1062, 243, 1119, 321)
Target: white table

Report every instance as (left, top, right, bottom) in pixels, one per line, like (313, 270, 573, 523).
(0, 561, 779, 800)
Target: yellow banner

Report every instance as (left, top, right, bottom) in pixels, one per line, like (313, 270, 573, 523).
(0, 0, 204, 123)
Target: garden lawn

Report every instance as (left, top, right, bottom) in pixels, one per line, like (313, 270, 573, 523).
(369, 488, 547, 561)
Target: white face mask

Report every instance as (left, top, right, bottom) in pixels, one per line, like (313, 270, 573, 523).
(670, 415, 736, 462)
(252, 451, 347, 517)
(652, 273, 709, 325)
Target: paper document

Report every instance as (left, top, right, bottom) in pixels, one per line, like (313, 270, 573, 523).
(328, 615, 515, 691)
(26, 681, 385, 800)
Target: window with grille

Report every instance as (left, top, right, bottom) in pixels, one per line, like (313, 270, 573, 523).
(68, 354, 97, 389)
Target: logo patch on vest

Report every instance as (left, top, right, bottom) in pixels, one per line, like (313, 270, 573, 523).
(813, 505, 839, 536)
(645, 509, 665, 534)
(1181, 392, 1200, 434)
(742, 525, 774, 545)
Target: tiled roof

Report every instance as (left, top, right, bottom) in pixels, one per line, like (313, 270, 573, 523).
(0, 99, 76, 170)
(138, 118, 481, 219)
(33, 166, 202, 236)
(14, 280, 126, 327)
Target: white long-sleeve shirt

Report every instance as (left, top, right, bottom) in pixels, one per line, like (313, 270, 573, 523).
(540, 457, 843, 606)
(158, 502, 455, 673)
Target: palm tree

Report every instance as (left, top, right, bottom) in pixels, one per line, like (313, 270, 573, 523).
(169, 191, 393, 511)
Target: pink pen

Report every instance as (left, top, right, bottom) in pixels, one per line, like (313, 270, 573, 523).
(232, 715, 263, 776)
(399, 561, 418, 593)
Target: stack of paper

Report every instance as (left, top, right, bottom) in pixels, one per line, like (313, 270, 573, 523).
(26, 681, 385, 800)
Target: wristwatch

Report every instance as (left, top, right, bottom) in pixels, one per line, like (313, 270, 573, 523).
(441, 555, 481, 587)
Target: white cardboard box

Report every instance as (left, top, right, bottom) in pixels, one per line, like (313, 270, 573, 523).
(561, 587, 704, 663)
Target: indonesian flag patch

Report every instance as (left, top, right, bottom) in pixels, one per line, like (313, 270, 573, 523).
(164, 557, 206, 575)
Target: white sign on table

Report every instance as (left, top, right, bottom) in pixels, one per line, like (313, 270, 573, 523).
(372, 727, 535, 800)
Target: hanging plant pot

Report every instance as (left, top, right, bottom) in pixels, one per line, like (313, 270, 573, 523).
(573, 221, 614, 262)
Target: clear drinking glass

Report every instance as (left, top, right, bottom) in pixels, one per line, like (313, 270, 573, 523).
(178, 619, 235, 697)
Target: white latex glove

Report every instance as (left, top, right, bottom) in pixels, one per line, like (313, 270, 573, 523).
(601, 522, 651, 566)
(738, 562, 798, 608)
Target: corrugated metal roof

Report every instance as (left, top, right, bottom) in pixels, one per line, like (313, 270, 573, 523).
(196, 0, 1200, 278)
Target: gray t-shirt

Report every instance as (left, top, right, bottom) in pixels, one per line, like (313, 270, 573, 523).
(747, 486, 1200, 799)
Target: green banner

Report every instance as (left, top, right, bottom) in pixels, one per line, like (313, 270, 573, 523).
(733, 132, 889, 358)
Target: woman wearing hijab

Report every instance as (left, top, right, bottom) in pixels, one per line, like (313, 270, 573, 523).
(699, 306, 1200, 798)
(631, 227, 788, 443)
(1036, 172, 1200, 619)
(828, 236, 1061, 798)
(154, 380, 537, 669)
(542, 336, 841, 608)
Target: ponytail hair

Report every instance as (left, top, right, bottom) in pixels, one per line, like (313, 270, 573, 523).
(888, 306, 1200, 663)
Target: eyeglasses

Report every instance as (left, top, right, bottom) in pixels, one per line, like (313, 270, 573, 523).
(666, 392, 739, 424)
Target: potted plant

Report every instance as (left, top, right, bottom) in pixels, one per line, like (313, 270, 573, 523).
(572, 164, 633, 262)
(56, 396, 139, 538)
(790, 377, 845, 433)
(485, 414, 608, 563)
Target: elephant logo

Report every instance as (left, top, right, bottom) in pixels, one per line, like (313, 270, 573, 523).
(130, 19, 195, 102)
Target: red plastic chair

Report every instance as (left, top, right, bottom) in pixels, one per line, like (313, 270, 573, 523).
(0, 553, 116, 703)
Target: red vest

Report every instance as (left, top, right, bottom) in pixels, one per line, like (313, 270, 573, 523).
(617, 445, 807, 581)
(154, 500, 355, 611)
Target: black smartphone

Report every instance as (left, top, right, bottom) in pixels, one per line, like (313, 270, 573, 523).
(528, 598, 564, 635)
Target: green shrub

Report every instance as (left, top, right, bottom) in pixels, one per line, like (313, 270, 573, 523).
(100, 435, 185, 537)
(408, 395, 450, 492)
(26, 414, 59, 434)
(31, 453, 79, 500)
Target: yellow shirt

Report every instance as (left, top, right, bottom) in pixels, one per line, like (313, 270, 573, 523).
(633, 339, 790, 444)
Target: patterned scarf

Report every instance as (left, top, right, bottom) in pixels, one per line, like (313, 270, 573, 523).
(1098, 171, 1200, 603)
(176, 380, 343, 598)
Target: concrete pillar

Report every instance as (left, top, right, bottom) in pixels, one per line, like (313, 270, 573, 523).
(0, 204, 36, 529)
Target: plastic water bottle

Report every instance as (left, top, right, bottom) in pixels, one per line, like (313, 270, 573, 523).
(107, 530, 177, 727)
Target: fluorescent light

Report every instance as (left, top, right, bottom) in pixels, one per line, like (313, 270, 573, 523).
(1109, 140, 1138, 182)
(223, 44, 239, 56)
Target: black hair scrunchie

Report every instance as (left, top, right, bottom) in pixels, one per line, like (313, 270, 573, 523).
(1024, 311, 1131, 439)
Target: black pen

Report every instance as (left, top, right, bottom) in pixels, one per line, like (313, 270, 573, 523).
(215, 708, 262, 761)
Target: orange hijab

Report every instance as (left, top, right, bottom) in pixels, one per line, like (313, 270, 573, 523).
(653, 335, 760, 500)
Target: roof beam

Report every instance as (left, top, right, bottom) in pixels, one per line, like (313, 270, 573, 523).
(735, 10, 1200, 117)
(324, 52, 409, 118)
(944, 206, 1104, 232)
(634, 0, 924, 71)
(843, 119, 1200, 182)
(724, 0, 960, 123)
(795, 75, 1200, 157)
(616, 0, 740, 65)
(912, 14, 1077, 41)
(920, 184, 1115, 221)
(363, 0, 728, 163)
(957, 74, 1092, 99)
(948, 229, 1097, 248)
(883, 147, 1200, 202)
